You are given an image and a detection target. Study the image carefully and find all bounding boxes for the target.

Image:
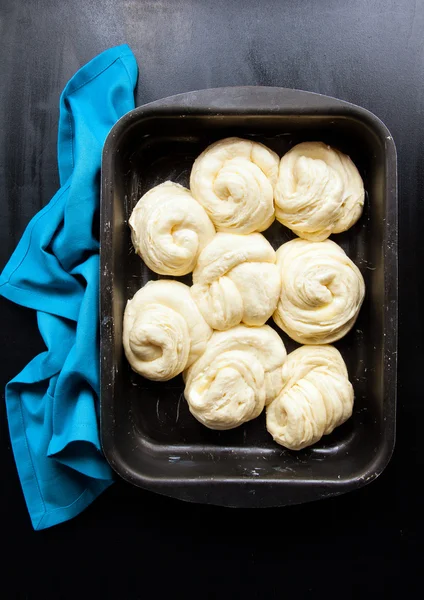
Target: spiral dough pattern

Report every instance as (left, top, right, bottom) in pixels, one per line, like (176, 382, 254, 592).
(184, 325, 287, 430)
(273, 238, 365, 344)
(129, 181, 215, 276)
(274, 142, 365, 241)
(123, 280, 212, 381)
(191, 232, 281, 331)
(190, 137, 279, 234)
(266, 345, 354, 450)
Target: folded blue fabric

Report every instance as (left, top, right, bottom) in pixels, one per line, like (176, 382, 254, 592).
(0, 45, 138, 530)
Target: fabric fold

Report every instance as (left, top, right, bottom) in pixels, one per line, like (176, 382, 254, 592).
(0, 44, 138, 530)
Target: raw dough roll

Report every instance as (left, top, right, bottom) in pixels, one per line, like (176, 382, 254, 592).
(191, 232, 281, 331)
(266, 345, 354, 450)
(129, 181, 215, 276)
(275, 142, 364, 241)
(190, 137, 279, 234)
(273, 238, 365, 344)
(123, 280, 212, 381)
(184, 325, 287, 430)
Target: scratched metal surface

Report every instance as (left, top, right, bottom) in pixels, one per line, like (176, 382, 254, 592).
(0, 0, 422, 596)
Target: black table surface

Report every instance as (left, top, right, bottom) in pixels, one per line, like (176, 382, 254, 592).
(1, 0, 422, 597)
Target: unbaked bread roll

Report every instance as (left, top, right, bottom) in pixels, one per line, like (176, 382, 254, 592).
(184, 325, 287, 430)
(123, 280, 212, 381)
(266, 345, 353, 450)
(129, 181, 215, 276)
(273, 238, 365, 344)
(274, 142, 364, 241)
(191, 232, 281, 331)
(190, 137, 279, 234)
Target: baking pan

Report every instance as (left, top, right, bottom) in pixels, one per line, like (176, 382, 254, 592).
(100, 87, 397, 507)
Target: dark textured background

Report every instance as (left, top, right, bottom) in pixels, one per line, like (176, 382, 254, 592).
(0, 0, 421, 597)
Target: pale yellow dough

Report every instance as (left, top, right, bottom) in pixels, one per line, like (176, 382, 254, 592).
(123, 280, 212, 381)
(191, 232, 281, 331)
(266, 345, 354, 450)
(190, 137, 279, 234)
(184, 325, 287, 430)
(129, 181, 215, 276)
(275, 142, 364, 241)
(273, 238, 365, 344)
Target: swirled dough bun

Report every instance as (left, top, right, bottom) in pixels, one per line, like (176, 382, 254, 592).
(266, 345, 353, 450)
(191, 232, 281, 331)
(184, 325, 287, 430)
(123, 280, 212, 381)
(275, 142, 364, 241)
(190, 137, 279, 234)
(129, 181, 215, 276)
(273, 238, 365, 344)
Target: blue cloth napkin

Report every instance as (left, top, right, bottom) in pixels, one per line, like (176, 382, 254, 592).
(0, 45, 138, 530)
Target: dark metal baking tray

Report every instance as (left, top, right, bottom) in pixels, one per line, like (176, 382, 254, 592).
(100, 87, 397, 507)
